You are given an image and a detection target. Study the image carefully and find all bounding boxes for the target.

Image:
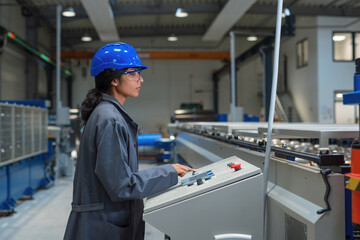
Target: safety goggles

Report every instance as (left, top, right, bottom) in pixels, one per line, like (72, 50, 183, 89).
(122, 69, 143, 82)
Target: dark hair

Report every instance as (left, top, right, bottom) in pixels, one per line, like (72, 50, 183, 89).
(80, 69, 124, 124)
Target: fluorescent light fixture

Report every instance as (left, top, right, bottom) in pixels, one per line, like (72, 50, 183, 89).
(247, 36, 258, 42)
(69, 109, 79, 114)
(175, 8, 188, 18)
(168, 34, 178, 41)
(284, 8, 291, 16)
(336, 93, 343, 98)
(333, 35, 346, 41)
(81, 34, 92, 42)
(62, 7, 76, 17)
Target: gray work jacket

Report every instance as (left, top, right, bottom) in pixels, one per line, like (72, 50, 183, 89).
(64, 94, 178, 240)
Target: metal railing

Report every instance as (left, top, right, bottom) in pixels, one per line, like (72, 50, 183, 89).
(275, 95, 289, 122)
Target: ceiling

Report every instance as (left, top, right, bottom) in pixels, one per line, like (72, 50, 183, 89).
(4, 0, 360, 52)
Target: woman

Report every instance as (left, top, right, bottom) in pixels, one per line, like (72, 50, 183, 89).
(64, 42, 194, 240)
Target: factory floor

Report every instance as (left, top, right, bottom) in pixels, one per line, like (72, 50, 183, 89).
(0, 159, 165, 240)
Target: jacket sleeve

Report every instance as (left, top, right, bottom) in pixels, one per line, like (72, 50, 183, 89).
(94, 120, 178, 201)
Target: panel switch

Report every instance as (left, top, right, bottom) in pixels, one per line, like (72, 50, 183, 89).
(233, 164, 241, 171)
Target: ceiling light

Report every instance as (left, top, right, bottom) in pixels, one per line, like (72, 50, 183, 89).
(167, 34, 178, 42)
(333, 35, 346, 41)
(336, 93, 343, 99)
(282, 8, 290, 18)
(62, 7, 76, 17)
(284, 8, 291, 16)
(81, 34, 92, 42)
(247, 36, 258, 42)
(175, 8, 188, 18)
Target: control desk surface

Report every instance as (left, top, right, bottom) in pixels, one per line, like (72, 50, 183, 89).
(144, 156, 261, 213)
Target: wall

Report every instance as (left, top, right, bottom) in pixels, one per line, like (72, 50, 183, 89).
(71, 60, 95, 109)
(37, 27, 53, 101)
(0, 5, 26, 100)
(211, 17, 321, 123)
(0, 5, 54, 103)
(237, 56, 263, 116)
(214, 56, 263, 118)
(218, 73, 230, 114)
(278, 16, 319, 122)
(225, 16, 359, 123)
(71, 59, 222, 133)
(316, 16, 360, 123)
(217, 38, 267, 117)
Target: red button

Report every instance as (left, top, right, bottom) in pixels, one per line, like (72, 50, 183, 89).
(233, 164, 241, 171)
(229, 163, 235, 168)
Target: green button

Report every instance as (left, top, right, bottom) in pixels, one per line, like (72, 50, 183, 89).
(227, 162, 233, 166)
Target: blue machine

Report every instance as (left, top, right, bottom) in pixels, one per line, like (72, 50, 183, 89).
(0, 101, 55, 212)
(216, 113, 228, 122)
(343, 59, 360, 105)
(243, 114, 260, 122)
(342, 59, 360, 239)
(138, 133, 174, 162)
(138, 133, 162, 146)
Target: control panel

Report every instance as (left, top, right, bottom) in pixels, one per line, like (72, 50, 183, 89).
(144, 156, 264, 240)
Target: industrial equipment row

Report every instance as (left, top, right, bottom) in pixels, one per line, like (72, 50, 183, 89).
(0, 101, 54, 212)
(143, 122, 359, 240)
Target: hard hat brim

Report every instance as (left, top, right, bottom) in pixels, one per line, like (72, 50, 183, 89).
(91, 63, 148, 77)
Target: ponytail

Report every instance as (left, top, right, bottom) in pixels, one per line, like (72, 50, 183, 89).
(80, 88, 102, 123)
(80, 69, 124, 124)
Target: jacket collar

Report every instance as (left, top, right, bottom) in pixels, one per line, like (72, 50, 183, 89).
(101, 93, 135, 124)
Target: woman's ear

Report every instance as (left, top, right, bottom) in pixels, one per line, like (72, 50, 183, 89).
(111, 78, 119, 87)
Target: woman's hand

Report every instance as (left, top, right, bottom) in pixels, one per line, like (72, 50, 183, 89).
(171, 164, 196, 177)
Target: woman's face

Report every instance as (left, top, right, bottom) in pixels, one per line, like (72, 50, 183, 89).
(114, 68, 144, 99)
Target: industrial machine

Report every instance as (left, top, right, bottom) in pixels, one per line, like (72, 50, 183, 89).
(171, 109, 217, 123)
(343, 58, 360, 238)
(138, 133, 174, 162)
(48, 107, 77, 178)
(144, 156, 263, 240)
(144, 121, 356, 240)
(0, 101, 54, 212)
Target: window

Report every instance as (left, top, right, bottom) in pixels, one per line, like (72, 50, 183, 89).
(334, 91, 358, 124)
(333, 32, 353, 61)
(333, 32, 360, 61)
(355, 33, 360, 59)
(296, 38, 308, 68)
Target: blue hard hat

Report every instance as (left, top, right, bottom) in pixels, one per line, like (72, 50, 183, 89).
(90, 42, 147, 77)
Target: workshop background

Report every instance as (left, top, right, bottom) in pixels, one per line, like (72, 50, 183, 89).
(1, 0, 360, 239)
